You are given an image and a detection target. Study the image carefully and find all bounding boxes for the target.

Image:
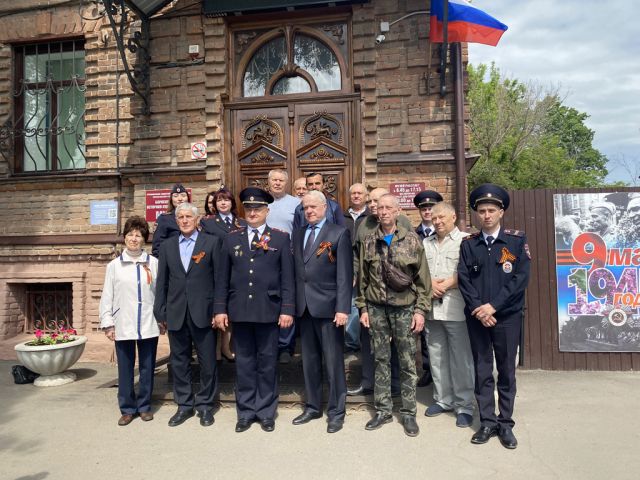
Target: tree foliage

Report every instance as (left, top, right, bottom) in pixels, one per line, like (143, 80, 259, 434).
(467, 63, 609, 189)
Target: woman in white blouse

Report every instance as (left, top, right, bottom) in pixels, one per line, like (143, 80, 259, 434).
(100, 216, 164, 426)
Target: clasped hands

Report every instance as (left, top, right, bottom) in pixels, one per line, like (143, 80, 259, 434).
(472, 303, 497, 327)
(359, 311, 424, 333)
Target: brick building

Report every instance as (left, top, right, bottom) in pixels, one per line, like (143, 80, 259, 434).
(0, 0, 470, 339)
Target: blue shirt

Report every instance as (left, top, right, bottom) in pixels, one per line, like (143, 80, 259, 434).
(383, 233, 394, 246)
(304, 217, 327, 249)
(179, 230, 198, 271)
(266, 194, 300, 235)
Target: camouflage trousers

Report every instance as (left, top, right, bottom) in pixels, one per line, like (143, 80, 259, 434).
(368, 303, 418, 416)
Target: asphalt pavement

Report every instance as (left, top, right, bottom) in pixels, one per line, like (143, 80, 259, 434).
(1, 359, 639, 480)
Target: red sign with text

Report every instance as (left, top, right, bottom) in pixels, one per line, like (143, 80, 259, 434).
(145, 189, 192, 222)
(389, 182, 425, 210)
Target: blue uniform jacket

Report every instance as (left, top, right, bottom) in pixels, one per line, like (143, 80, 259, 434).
(457, 229, 531, 320)
(152, 213, 180, 258)
(214, 225, 295, 323)
(200, 214, 247, 242)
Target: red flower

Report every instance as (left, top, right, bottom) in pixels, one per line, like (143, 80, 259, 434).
(35, 329, 43, 339)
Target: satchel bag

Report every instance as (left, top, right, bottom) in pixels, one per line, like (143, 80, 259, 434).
(11, 365, 39, 384)
(377, 240, 414, 292)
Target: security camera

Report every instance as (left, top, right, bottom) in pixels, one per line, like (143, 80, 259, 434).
(375, 34, 386, 44)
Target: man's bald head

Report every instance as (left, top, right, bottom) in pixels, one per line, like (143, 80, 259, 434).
(368, 187, 389, 216)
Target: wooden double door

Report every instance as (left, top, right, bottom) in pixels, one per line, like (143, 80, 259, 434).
(227, 98, 358, 209)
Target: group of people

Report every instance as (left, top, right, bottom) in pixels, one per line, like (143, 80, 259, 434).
(99, 170, 531, 449)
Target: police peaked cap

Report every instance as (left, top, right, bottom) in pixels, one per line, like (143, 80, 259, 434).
(171, 184, 190, 200)
(413, 190, 443, 208)
(239, 187, 274, 208)
(469, 184, 510, 211)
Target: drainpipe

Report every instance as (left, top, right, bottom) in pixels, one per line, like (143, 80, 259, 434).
(452, 42, 468, 228)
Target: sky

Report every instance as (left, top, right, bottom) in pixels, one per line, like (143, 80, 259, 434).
(467, 0, 640, 184)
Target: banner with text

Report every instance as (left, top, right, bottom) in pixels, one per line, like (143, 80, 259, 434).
(555, 192, 640, 352)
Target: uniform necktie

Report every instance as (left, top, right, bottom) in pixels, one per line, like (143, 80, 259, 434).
(251, 229, 260, 250)
(225, 217, 232, 228)
(486, 235, 494, 249)
(304, 225, 317, 257)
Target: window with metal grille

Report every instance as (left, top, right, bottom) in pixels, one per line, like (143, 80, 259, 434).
(25, 283, 73, 332)
(12, 39, 86, 173)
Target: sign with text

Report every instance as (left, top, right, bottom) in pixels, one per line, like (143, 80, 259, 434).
(555, 192, 640, 352)
(389, 182, 425, 210)
(90, 200, 118, 225)
(145, 189, 192, 222)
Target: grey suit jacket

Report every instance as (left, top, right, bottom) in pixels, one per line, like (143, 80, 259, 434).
(153, 232, 221, 330)
(292, 222, 353, 318)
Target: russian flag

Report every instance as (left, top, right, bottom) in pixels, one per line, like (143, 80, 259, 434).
(430, 0, 508, 46)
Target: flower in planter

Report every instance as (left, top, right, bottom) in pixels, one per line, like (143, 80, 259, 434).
(29, 325, 78, 346)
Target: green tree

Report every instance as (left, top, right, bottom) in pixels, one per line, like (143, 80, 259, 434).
(467, 63, 609, 189)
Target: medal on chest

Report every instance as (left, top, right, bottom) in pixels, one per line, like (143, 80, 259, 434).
(502, 261, 513, 273)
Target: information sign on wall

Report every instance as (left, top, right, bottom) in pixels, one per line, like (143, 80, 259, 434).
(389, 182, 425, 210)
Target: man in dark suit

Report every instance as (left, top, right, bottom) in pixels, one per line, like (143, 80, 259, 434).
(458, 184, 531, 449)
(292, 172, 344, 229)
(214, 187, 295, 433)
(154, 202, 221, 427)
(412, 190, 443, 388)
(291, 190, 353, 433)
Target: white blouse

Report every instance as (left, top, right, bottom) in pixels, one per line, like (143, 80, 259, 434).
(99, 250, 160, 340)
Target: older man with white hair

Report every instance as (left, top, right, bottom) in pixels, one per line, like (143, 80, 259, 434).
(422, 202, 475, 428)
(154, 202, 221, 428)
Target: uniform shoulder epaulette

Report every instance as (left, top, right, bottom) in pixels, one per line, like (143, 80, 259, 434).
(504, 229, 525, 237)
(270, 227, 287, 234)
(229, 227, 245, 234)
(462, 232, 481, 241)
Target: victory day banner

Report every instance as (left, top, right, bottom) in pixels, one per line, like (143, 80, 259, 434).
(555, 192, 640, 352)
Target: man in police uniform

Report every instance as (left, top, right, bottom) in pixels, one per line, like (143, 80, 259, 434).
(413, 190, 443, 388)
(214, 187, 295, 433)
(457, 184, 531, 449)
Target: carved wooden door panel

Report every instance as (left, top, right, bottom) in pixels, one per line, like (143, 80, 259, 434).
(293, 102, 351, 208)
(231, 101, 352, 209)
(232, 107, 291, 193)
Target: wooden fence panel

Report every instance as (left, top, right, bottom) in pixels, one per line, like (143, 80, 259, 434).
(500, 187, 640, 371)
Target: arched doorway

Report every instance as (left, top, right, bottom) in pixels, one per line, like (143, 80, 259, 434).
(224, 18, 361, 207)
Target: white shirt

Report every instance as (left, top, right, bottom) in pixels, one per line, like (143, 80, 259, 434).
(99, 250, 160, 340)
(348, 207, 366, 222)
(423, 227, 469, 321)
(482, 227, 500, 245)
(248, 224, 267, 250)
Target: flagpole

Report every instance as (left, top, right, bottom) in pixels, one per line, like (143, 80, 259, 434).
(439, 0, 449, 97)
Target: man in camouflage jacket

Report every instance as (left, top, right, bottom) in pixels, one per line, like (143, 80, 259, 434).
(356, 193, 432, 437)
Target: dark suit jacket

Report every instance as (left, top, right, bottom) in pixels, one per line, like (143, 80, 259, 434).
(153, 232, 221, 330)
(293, 197, 344, 229)
(292, 222, 353, 318)
(214, 225, 295, 323)
(201, 214, 247, 242)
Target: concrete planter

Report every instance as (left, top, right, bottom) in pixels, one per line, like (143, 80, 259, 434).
(14, 336, 88, 387)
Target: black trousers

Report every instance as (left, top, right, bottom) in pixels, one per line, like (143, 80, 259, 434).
(115, 337, 158, 414)
(299, 310, 347, 422)
(360, 326, 400, 391)
(466, 314, 521, 430)
(233, 322, 279, 422)
(420, 328, 432, 372)
(168, 309, 217, 412)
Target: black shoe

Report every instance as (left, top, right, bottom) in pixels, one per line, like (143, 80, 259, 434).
(327, 420, 343, 433)
(402, 415, 419, 437)
(198, 410, 215, 427)
(168, 409, 194, 427)
(235, 419, 253, 433)
(471, 426, 499, 444)
(292, 410, 322, 425)
(347, 385, 374, 396)
(365, 412, 393, 431)
(279, 351, 292, 364)
(499, 427, 518, 449)
(260, 419, 275, 432)
(417, 370, 433, 387)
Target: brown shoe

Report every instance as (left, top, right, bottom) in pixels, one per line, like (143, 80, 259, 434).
(118, 414, 136, 426)
(139, 412, 154, 422)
